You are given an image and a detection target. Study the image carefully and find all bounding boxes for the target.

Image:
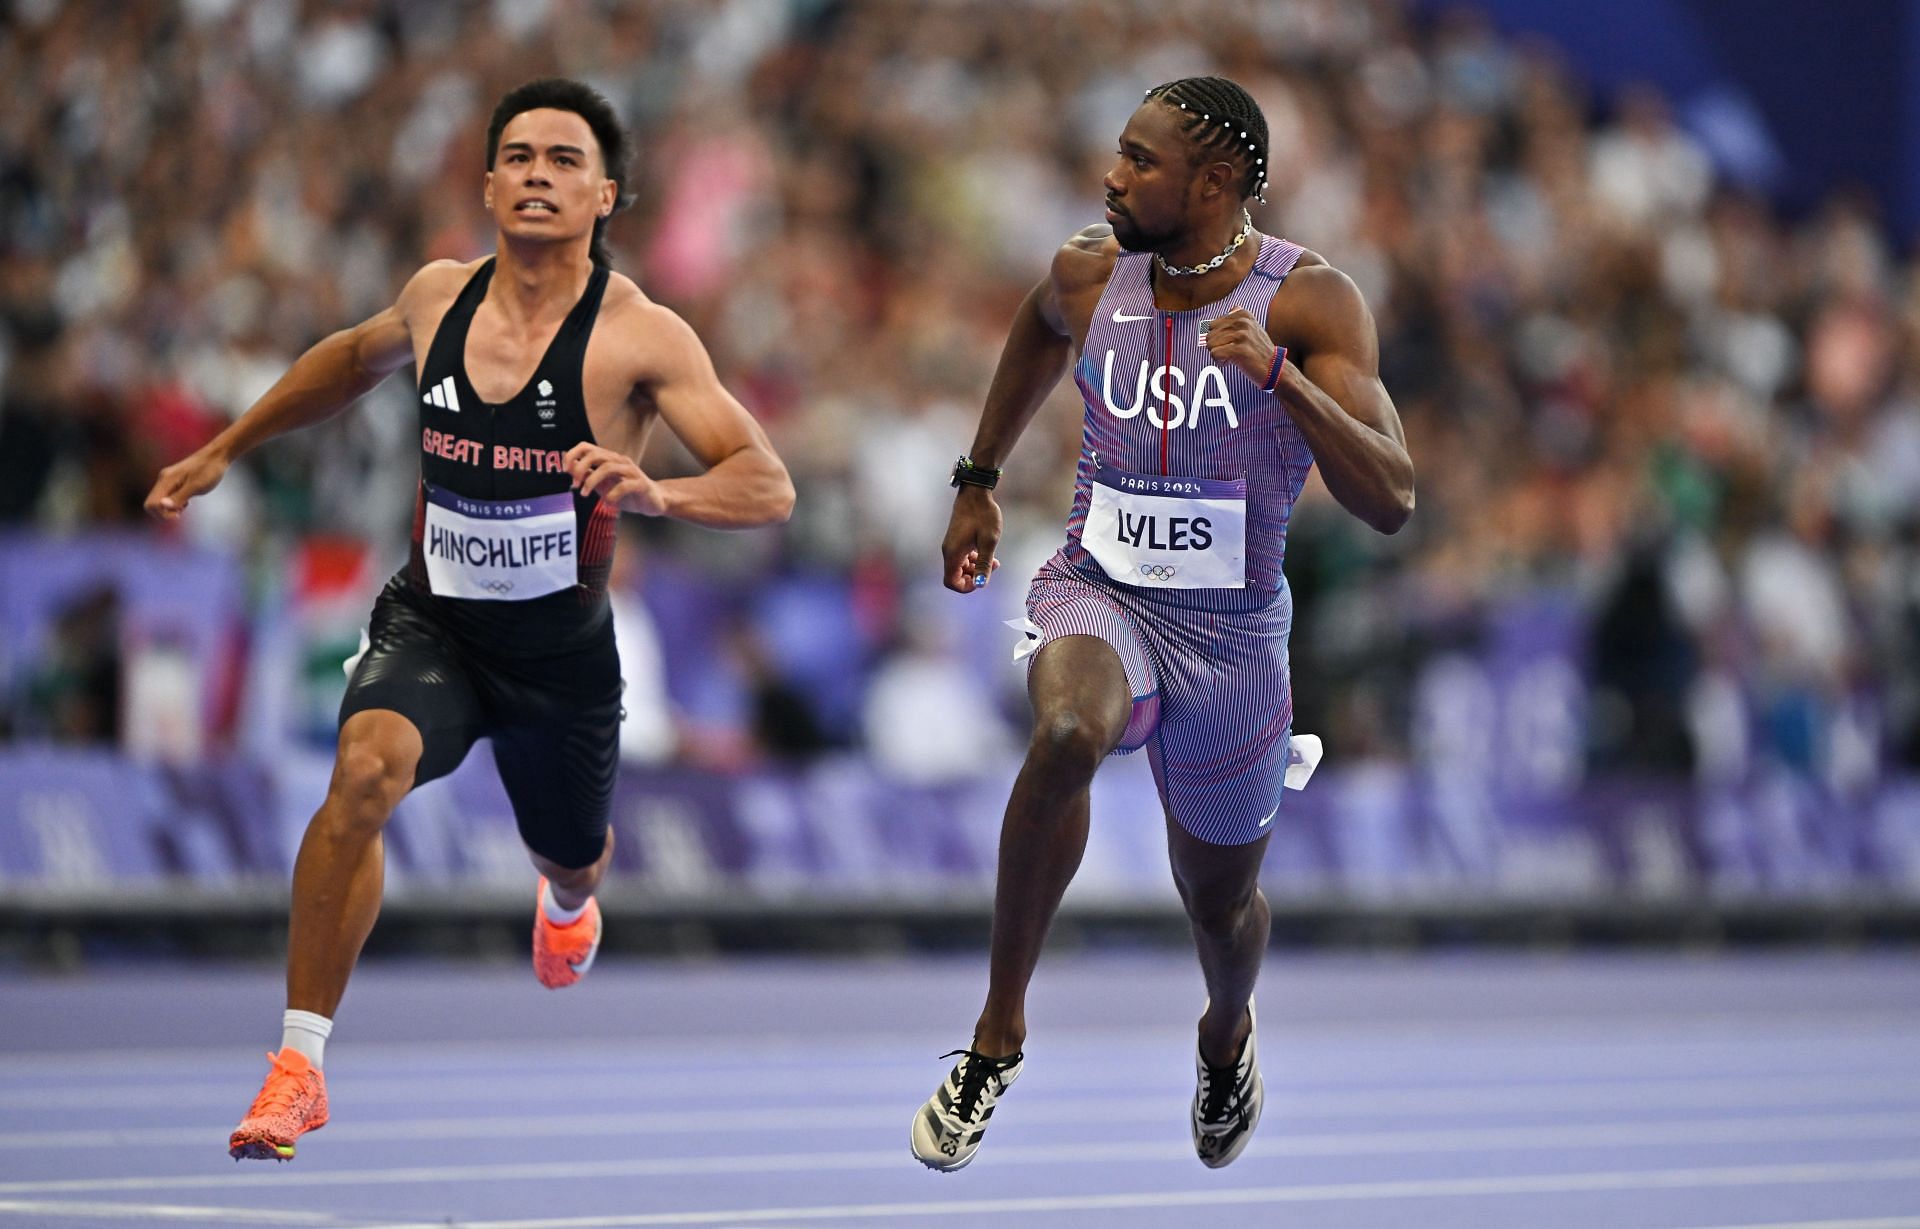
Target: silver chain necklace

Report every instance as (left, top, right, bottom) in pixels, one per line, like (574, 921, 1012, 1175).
(1155, 210, 1254, 277)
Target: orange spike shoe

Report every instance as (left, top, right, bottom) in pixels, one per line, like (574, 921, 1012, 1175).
(533, 877, 602, 988)
(229, 1049, 328, 1161)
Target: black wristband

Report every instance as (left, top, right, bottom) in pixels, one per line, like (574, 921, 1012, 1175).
(950, 456, 1002, 490)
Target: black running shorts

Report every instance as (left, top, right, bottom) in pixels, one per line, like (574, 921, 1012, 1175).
(339, 575, 622, 869)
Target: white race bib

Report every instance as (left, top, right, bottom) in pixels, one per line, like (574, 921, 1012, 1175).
(422, 482, 577, 601)
(1082, 464, 1247, 589)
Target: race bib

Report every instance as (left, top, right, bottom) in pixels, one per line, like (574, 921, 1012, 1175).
(422, 482, 576, 601)
(1082, 464, 1247, 589)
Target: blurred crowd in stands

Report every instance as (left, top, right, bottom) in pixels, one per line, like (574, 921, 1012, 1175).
(3, 0, 1917, 793)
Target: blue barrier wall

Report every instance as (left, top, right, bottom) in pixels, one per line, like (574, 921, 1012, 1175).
(1425, 0, 1917, 236)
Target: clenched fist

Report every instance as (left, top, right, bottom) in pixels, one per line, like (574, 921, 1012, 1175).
(941, 485, 1003, 594)
(566, 442, 667, 516)
(1204, 306, 1286, 389)
(145, 450, 230, 521)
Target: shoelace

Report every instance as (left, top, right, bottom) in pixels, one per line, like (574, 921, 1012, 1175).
(938, 1048, 1016, 1127)
(248, 1054, 311, 1115)
(1197, 1056, 1246, 1125)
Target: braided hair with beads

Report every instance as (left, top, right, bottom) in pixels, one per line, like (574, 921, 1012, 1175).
(1141, 77, 1269, 202)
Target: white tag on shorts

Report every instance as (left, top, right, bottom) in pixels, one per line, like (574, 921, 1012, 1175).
(1006, 616, 1044, 662)
(1284, 733, 1323, 790)
(421, 482, 577, 601)
(1082, 464, 1247, 589)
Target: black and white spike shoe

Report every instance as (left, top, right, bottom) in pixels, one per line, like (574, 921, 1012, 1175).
(1191, 1001, 1263, 1168)
(910, 1045, 1023, 1171)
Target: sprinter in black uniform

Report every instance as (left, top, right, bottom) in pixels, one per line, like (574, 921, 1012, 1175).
(144, 79, 794, 1162)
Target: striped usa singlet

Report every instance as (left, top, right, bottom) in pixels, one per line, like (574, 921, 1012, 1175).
(1057, 233, 1311, 612)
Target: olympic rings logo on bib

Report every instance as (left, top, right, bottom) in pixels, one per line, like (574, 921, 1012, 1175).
(1140, 564, 1178, 581)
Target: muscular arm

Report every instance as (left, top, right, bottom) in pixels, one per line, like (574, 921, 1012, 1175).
(960, 277, 1075, 471)
(572, 304, 793, 529)
(145, 264, 448, 519)
(942, 233, 1106, 592)
(1212, 264, 1413, 534)
(212, 311, 414, 461)
(1275, 267, 1413, 534)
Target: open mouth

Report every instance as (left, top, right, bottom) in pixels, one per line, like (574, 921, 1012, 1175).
(516, 200, 558, 214)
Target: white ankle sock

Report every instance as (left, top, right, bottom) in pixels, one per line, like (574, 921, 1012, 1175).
(542, 881, 589, 926)
(281, 1009, 333, 1069)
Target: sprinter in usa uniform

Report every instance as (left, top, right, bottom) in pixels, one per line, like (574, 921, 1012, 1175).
(911, 77, 1413, 1173)
(146, 78, 793, 1161)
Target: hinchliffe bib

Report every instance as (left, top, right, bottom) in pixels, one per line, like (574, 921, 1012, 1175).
(406, 258, 619, 654)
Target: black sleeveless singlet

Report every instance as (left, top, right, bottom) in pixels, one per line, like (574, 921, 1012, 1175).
(404, 258, 619, 658)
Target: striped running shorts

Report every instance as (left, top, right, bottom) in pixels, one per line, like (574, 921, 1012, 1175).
(1019, 553, 1296, 846)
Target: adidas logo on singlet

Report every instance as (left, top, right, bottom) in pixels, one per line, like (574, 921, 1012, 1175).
(422, 376, 461, 413)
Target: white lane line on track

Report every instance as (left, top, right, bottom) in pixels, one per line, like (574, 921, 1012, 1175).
(323, 1158, 1920, 1227)
(1675, 1220, 1920, 1229)
(9, 1062, 1920, 1117)
(0, 1199, 347, 1225)
(4, 1005, 1917, 1076)
(7, 1077, 1920, 1150)
(5, 1111, 1920, 1195)
(8, 1050, 1919, 1119)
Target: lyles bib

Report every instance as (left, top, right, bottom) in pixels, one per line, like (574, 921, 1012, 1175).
(1081, 458, 1247, 589)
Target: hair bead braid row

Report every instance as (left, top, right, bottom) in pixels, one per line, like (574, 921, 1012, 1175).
(1141, 77, 1270, 202)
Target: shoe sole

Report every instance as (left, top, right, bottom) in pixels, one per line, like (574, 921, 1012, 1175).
(229, 1140, 296, 1161)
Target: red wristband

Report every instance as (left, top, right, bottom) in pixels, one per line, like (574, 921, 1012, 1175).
(1261, 346, 1287, 393)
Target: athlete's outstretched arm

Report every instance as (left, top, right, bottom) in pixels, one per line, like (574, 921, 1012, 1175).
(144, 265, 447, 520)
(568, 305, 793, 529)
(942, 267, 1077, 593)
(1207, 266, 1414, 534)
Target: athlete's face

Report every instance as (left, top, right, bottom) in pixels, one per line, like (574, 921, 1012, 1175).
(1102, 103, 1233, 253)
(485, 109, 617, 248)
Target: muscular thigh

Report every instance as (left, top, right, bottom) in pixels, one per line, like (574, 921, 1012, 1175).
(1025, 557, 1162, 752)
(340, 578, 486, 786)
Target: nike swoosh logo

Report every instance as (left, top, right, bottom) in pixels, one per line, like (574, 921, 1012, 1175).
(1112, 309, 1153, 323)
(1257, 802, 1279, 828)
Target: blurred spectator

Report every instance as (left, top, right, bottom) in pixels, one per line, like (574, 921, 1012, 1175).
(861, 589, 1016, 784)
(23, 584, 121, 744)
(730, 621, 832, 763)
(608, 525, 677, 767)
(0, 0, 1914, 794)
